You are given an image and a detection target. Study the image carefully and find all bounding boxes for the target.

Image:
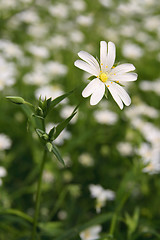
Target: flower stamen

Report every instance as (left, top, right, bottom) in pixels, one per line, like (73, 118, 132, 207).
(99, 73, 108, 83)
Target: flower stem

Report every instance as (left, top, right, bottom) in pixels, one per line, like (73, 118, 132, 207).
(31, 149, 47, 240)
(109, 193, 129, 236)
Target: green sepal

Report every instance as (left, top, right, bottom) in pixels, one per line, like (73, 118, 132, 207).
(46, 142, 53, 152)
(88, 75, 96, 81)
(52, 143, 65, 165)
(6, 96, 25, 104)
(42, 97, 52, 117)
(54, 105, 78, 140)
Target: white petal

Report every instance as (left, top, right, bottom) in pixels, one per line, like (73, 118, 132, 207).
(113, 83, 131, 106)
(82, 78, 100, 98)
(90, 80, 105, 105)
(74, 60, 99, 76)
(78, 51, 100, 71)
(111, 63, 135, 74)
(100, 41, 107, 71)
(106, 41, 116, 69)
(110, 73, 138, 81)
(108, 84, 123, 109)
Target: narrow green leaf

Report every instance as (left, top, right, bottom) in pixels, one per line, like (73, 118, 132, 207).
(0, 209, 33, 224)
(54, 109, 77, 140)
(50, 89, 75, 110)
(49, 126, 56, 141)
(52, 143, 65, 165)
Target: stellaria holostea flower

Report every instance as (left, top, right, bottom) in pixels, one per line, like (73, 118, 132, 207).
(74, 41, 138, 109)
(80, 225, 102, 240)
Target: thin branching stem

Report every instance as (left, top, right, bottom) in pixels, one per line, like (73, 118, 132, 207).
(31, 149, 47, 240)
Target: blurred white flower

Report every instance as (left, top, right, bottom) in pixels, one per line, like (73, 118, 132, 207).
(71, 0, 86, 11)
(27, 24, 48, 38)
(49, 35, 68, 49)
(78, 153, 94, 167)
(27, 45, 49, 58)
(137, 143, 160, 175)
(35, 85, 66, 103)
(80, 225, 102, 240)
(76, 15, 94, 27)
(57, 210, 67, 220)
(70, 30, 84, 43)
(43, 170, 54, 183)
(89, 184, 115, 213)
(122, 43, 143, 59)
(0, 40, 23, 59)
(23, 70, 49, 85)
(74, 41, 137, 108)
(94, 109, 118, 125)
(16, 10, 40, 23)
(0, 0, 17, 9)
(117, 142, 133, 156)
(144, 16, 160, 32)
(140, 79, 160, 95)
(49, 3, 69, 19)
(45, 61, 68, 77)
(0, 134, 12, 150)
(0, 166, 7, 178)
(0, 56, 16, 90)
(125, 103, 159, 119)
(99, 0, 112, 8)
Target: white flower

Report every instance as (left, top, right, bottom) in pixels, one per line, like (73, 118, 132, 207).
(122, 43, 143, 59)
(80, 225, 102, 240)
(74, 41, 137, 109)
(0, 134, 12, 150)
(93, 109, 118, 125)
(0, 166, 7, 178)
(78, 153, 94, 167)
(89, 184, 115, 213)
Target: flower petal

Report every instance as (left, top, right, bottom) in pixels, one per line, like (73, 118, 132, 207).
(106, 41, 116, 69)
(110, 73, 138, 81)
(74, 60, 99, 76)
(107, 84, 123, 109)
(78, 51, 100, 71)
(82, 78, 100, 98)
(113, 83, 131, 106)
(90, 80, 105, 105)
(111, 63, 135, 74)
(100, 41, 107, 71)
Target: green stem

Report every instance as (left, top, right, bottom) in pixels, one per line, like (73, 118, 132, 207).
(109, 193, 129, 236)
(31, 149, 47, 240)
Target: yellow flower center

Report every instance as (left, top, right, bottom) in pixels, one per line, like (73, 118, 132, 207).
(99, 73, 108, 83)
